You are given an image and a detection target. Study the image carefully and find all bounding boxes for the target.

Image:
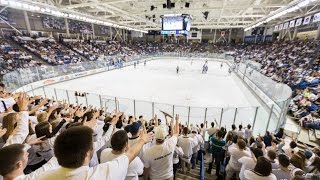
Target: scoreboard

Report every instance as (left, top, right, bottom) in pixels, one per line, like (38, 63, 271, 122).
(160, 14, 192, 35)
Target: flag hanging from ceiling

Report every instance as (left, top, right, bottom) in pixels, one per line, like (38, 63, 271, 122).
(313, 12, 320, 23)
(303, 15, 311, 25)
(278, 24, 284, 30)
(283, 22, 289, 29)
(295, 18, 303, 26)
(289, 20, 295, 28)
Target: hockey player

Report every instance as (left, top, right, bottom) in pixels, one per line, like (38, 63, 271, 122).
(176, 66, 179, 74)
(228, 68, 232, 75)
(220, 62, 223, 69)
(134, 61, 136, 68)
(144, 60, 146, 66)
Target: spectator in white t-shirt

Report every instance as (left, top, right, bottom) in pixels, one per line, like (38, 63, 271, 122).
(173, 145, 184, 180)
(237, 125, 245, 138)
(205, 121, 218, 136)
(244, 124, 252, 140)
(178, 127, 198, 174)
(226, 139, 251, 180)
(189, 127, 204, 169)
(244, 156, 277, 180)
(100, 130, 144, 180)
(37, 125, 152, 180)
(143, 114, 180, 180)
(238, 147, 264, 180)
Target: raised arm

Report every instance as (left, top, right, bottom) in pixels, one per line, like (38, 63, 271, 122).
(4, 93, 30, 146)
(172, 114, 180, 137)
(125, 130, 153, 163)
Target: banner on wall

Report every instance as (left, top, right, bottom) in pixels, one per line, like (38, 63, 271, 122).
(289, 20, 295, 28)
(295, 18, 303, 26)
(313, 12, 320, 23)
(274, 25, 279, 31)
(303, 15, 311, 25)
(279, 24, 284, 30)
(283, 22, 289, 29)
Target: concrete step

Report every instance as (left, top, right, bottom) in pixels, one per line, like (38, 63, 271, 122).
(315, 129, 320, 139)
(308, 130, 317, 142)
(176, 162, 212, 180)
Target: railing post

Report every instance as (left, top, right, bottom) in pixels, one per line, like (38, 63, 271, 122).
(31, 85, 35, 96)
(204, 108, 207, 125)
(133, 100, 136, 117)
(75, 94, 79, 105)
(99, 95, 103, 109)
(85, 94, 89, 107)
(42, 86, 47, 98)
(277, 100, 287, 130)
(233, 108, 238, 124)
(243, 66, 247, 80)
(252, 107, 259, 130)
(172, 105, 175, 117)
(66, 90, 70, 104)
(152, 102, 154, 117)
(35, 66, 41, 81)
(266, 104, 274, 132)
(54, 88, 58, 101)
(219, 108, 224, 128)
(115, 97, 118, 112)
(187, 106, 191, 127)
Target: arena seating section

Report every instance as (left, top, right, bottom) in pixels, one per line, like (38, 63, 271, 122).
(1, 37, 319, 132)
(0, 36, 319, 179)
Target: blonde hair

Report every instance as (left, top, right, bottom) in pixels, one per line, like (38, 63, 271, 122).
(50, 120, 60, 130)
(2, 113, 20, 142)
(37, 112, 48, 123)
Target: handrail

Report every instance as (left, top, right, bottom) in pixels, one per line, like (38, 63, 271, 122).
(200, 152, 204, 180)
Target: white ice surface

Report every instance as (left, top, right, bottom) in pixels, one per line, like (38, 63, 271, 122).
(47, 59, 260, 108)
(45, 59, 273, 135)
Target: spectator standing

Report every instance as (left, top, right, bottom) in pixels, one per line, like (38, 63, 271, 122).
(226, 139, 251, 180)
(178, 127, 197, 174)
(244, 124, 252, 140)
(272, 154, 291, 180)
(244, 157, 276, 180)
(142, 115, 180, 180)
(100, 130, 144, 180)
(206, 130, 226, 179)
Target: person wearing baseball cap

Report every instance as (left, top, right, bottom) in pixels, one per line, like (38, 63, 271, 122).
(142, 114, 180, 180)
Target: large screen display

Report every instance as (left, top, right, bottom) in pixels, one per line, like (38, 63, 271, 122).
(162, 16, 183, 30)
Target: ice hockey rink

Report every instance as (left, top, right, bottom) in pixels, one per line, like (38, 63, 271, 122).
(45, 58, 271, 135)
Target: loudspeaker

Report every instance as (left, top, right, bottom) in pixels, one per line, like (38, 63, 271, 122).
(163, 4, 166, 8)
(185, 2, 190, 8)
(167, 0, 171, 9)
(171, 3, 175, 8)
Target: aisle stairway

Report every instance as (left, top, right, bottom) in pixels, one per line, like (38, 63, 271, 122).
(176, 161, 212, 180)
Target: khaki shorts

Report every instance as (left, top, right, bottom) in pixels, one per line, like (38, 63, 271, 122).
(225, 164, 240, 178)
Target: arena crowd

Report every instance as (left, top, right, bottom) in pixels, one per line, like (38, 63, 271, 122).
(0, 87, 319, 180)
(0, 37, 319, 130)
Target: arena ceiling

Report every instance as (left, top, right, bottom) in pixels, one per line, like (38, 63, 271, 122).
(17, 0, 320, 30)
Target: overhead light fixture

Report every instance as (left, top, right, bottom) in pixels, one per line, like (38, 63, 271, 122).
(0, 1, 148, 33)
(150, 5, 157, 11)
(203, 11, 209, 20)
(245, 0, 314, 31)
